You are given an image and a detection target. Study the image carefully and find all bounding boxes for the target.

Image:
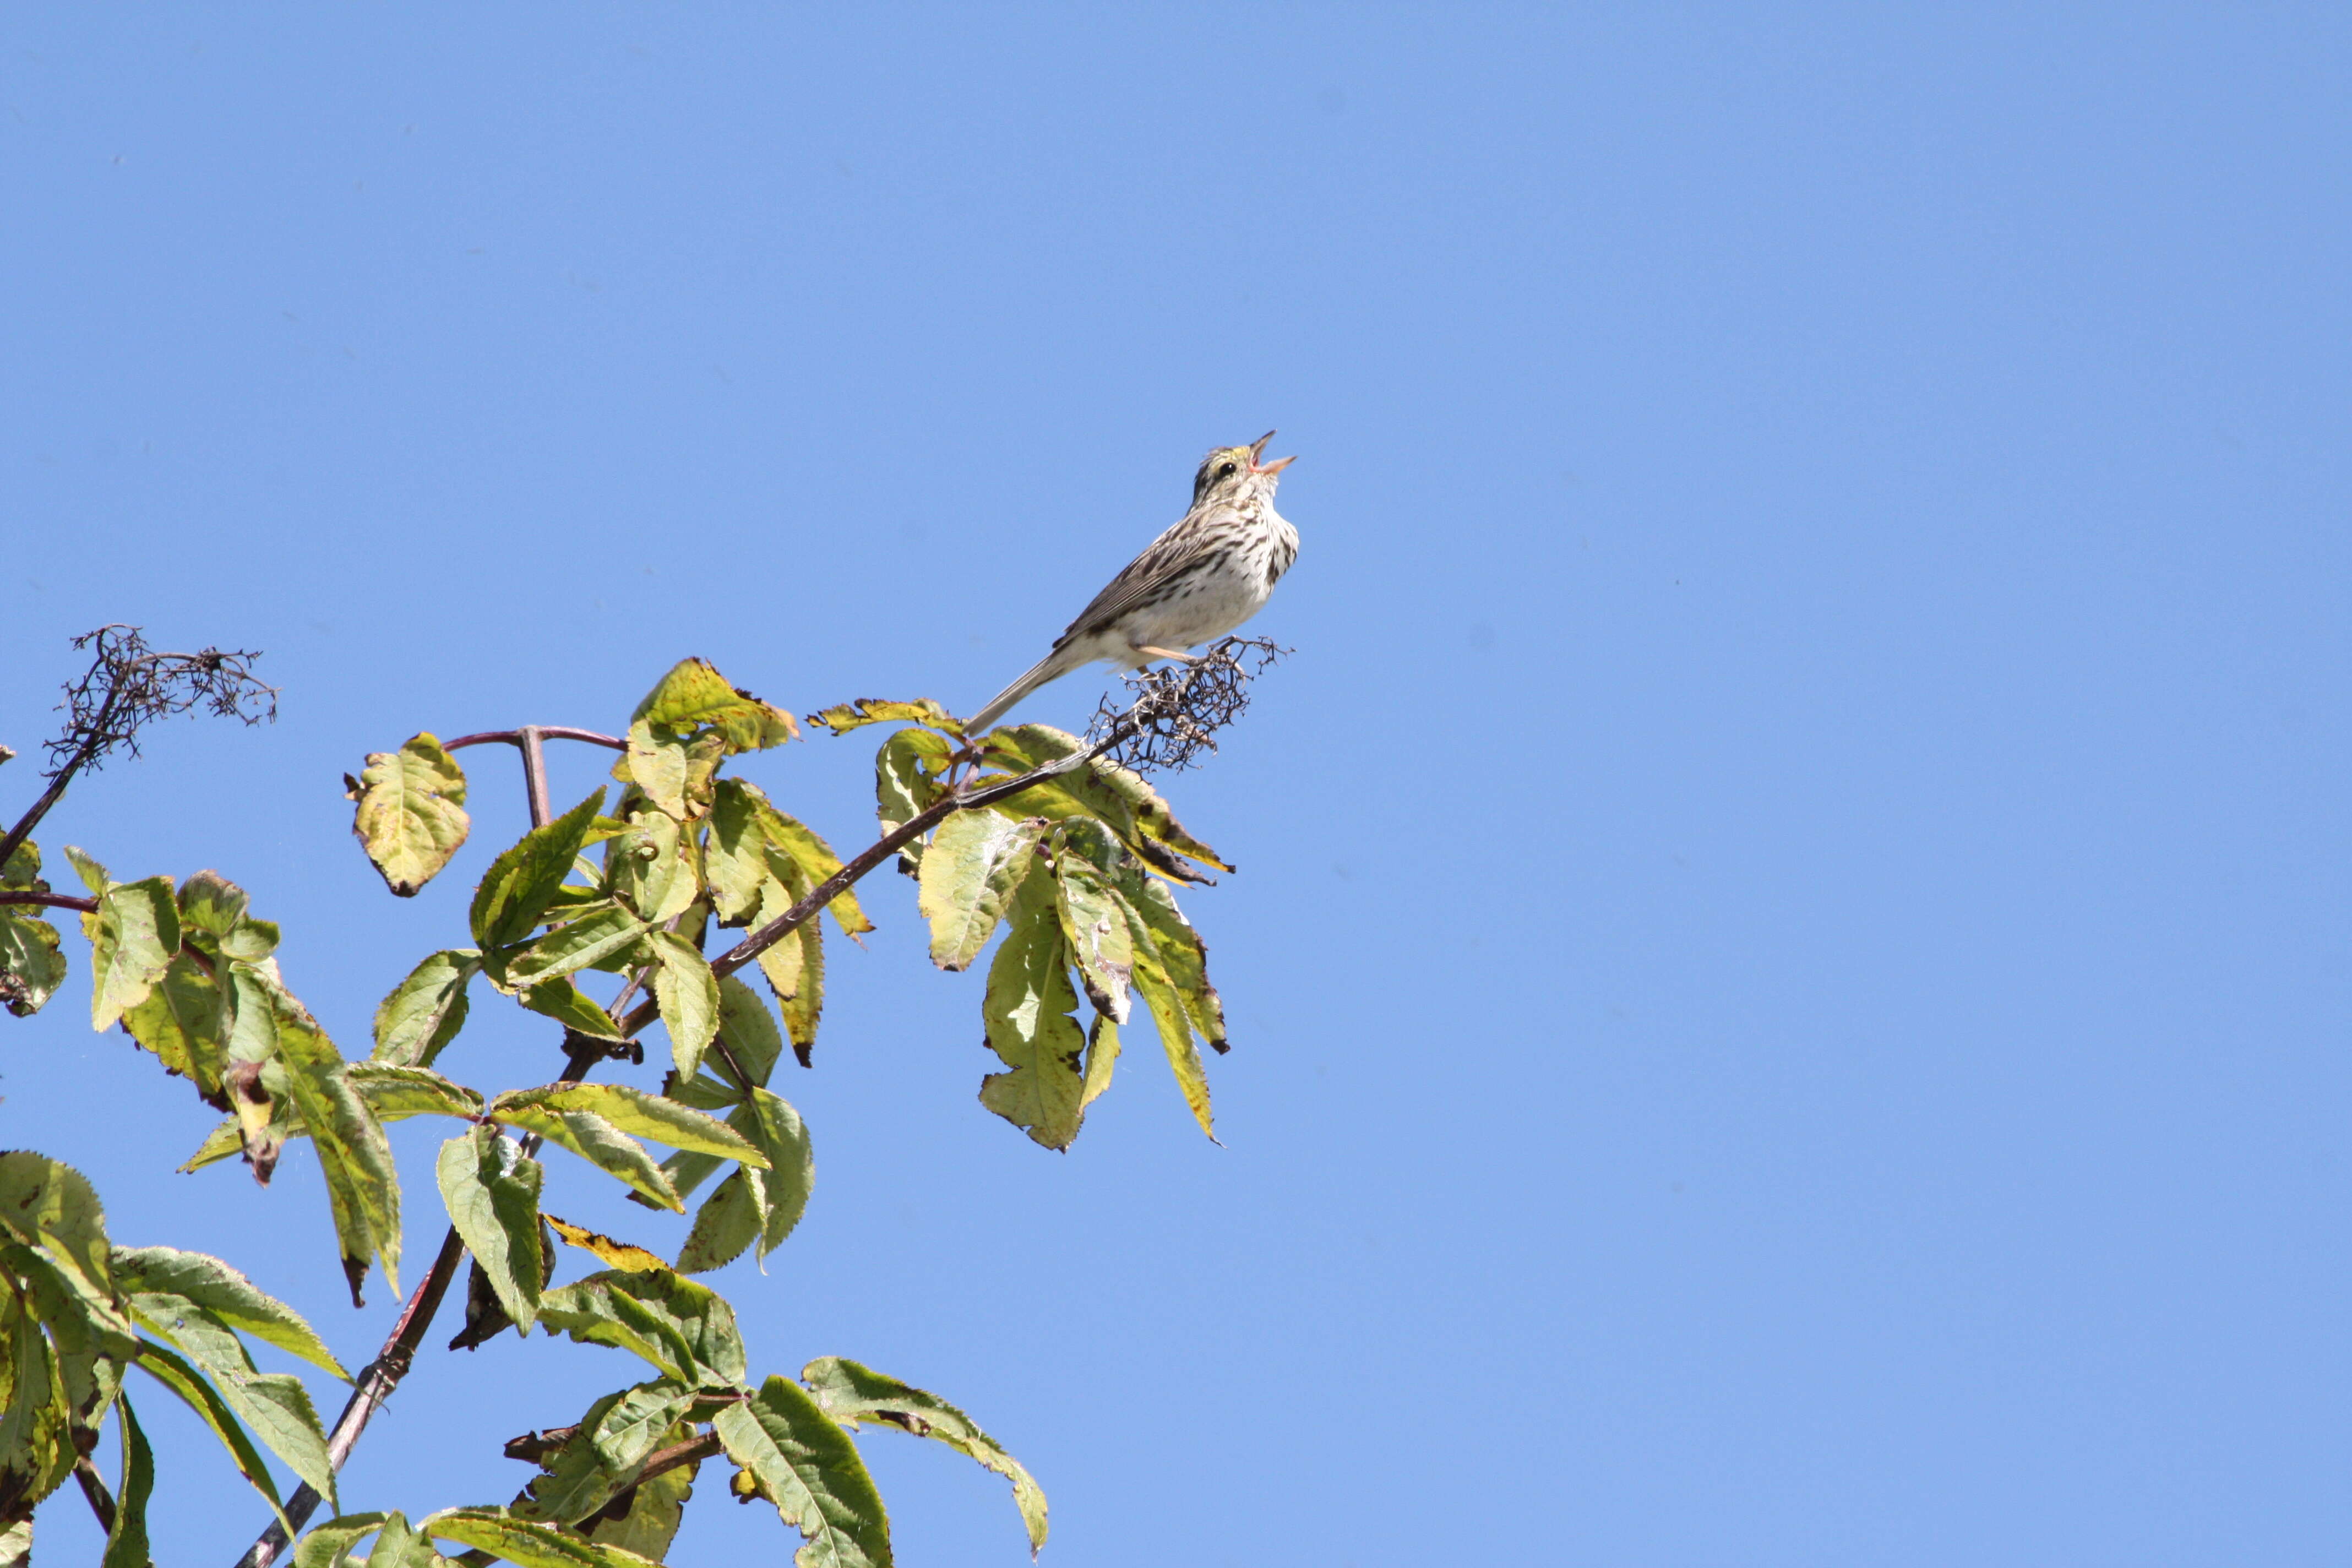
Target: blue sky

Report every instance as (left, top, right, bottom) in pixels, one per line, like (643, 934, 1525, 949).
(6, 6, 2348, 1563)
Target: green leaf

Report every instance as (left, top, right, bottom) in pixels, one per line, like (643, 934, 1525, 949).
(801, 1357, 1047, 1554)
(535, 1267, 746, 1386)
(976, 876, 1087, 1150)
(713, 1375, 892, 1568)
(348, 734, 470, 896)
(0, 1152, 115, 1309)
(751, 875, 826, 1068)
(623, 730, 691, 820)
(603, 804, 696, 921)
(489, 1104, 678, 1211)
(675, 1088, 813, 1273)
(213, 1367, 339, 1517)
(0, 908, 68, 1019)
(438, 1128, 546, 1332)
(494, 1083, 764, 1165)
(267, 976, 402, 1303)
(499, 904, 656, 993)
(650, 932, 720, 1080)
(423, 1507, 665, 1567)
(62, 844, 112, 896)
(917, 812, 1044, 971)
(1052, 858, 1134, 1023)
(99, 1393, 155, 1568)
(978, 724, 1231, 881)
(1080, 1013, 1119, 1114)
(86, 875, 179, 1032)
(119, 954, 226, 1097)
(808, 696, 963, 737)
(130, 1337, 291, 1536)
(0, 1278, 74, 1517)
(584, 1423, 697, 1556)
(755, 807, 873, 938)
(632, 657, 800, 754)
(589, 1380, 696, 1472)
(470, 790, 606, 952)
(1129, 948, 1217, 1144)
(372, 950, 479, 1068)
(0, 836, 40, 889)
(177, 869, 280, 962)
(113, 1246, 349, 1380)
(1112, 863, 1228, 1051)
(518, 978, 628, 1042)
(874, 727, 953, 874)
(291, 1513, 393, 1568)
(710, 973, 783, 1090)
(346, 1064, 484, 1123)
(704, 778, 774, 924)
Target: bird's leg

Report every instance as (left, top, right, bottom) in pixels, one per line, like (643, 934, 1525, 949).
(1131, 645, 1197, 663)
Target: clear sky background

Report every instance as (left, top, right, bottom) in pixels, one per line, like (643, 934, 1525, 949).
(6, 7, 2348, 1564)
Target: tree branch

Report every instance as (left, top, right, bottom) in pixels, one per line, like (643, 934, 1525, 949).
(442, 726, 625, 753)
(73, 1455, 118, 1535)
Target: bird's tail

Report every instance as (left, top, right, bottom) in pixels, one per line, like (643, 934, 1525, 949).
(965, 646, 1084, 737)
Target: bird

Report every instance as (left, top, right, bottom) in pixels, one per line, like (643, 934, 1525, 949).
(965, 432, 1300, 735)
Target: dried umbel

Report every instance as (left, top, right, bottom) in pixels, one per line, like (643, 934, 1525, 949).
(1090, 635, 1288, 774)
(43, 623, 277, 777)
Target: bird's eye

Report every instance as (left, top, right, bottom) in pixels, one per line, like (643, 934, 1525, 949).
(1215, 462, 1237, 481)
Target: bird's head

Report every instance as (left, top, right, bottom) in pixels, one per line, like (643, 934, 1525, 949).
(1193, 432, 1297, 504)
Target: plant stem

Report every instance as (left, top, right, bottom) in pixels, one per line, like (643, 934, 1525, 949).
(0, 890, 96, 914)
(73, 1455, 118, 1534)
(0, 682, 121, 875)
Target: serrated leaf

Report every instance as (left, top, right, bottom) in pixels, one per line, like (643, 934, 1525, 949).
(291, 1513, 393, 1568)
(490, 1105, 678, 1210)
(590, 1380, 696, 1472)
(86, 875, 179, 1032)
(120, 953, 226, 1097)
(495, 1083, 764, 1165)
(130, 1338, 291, 1536)
(0, 836, 40, 889)
(470, 791, 606, 952)
(676, 1089, 812, 1274)
(372, 950, 479, 1067)
(714, 1375, 892, 1568)
(349, 734, 470, 896)
(632, 657, 799, 754)
(751, 875, 826, 1068)
(710, 973, 783, 1090)
(874, 727, 952, 874)
(500, 905, 657, 993)
(113, 1246, 349, 1380)
(1129, 949, 1217, 1144)
(0, 908, 67, 1019)
(978, 724, 1231, 881)
(518, 978, 628, 1041)
(976, 876, 1087, 1150)
(755, 807, 872, 937)
(1052, 858, 1133, 1023)
(650, 932, 720, 1080)
(585, 1424, 697, 1556)
(808, 696, 963, 737)
(0, 1152, 115, 1308)
(347, 1064, 484, 1123)
(100, 1393, 155, 1568)
(266, 974, 401, 1302)
(0, 1272, 75, 1516)
(439, 1127, 546, 1332)
(802, 1357, 1047, 1554)
(535, 1267, 745, 1385)
(62, 844, 112, 896)
(422, 1507, 664, 1567)
(1080, 1014, 1119, 1113)
(604, 804, 696, 919)
(917, 812, 1044, 971)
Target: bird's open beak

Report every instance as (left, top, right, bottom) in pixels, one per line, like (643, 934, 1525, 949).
(1248, 431, 1294, 474)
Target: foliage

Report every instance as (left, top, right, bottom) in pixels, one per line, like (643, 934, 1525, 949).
(1, 638, 1269, 1565)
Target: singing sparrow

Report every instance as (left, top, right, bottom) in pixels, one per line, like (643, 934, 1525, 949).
(966, 432, 1300, 734)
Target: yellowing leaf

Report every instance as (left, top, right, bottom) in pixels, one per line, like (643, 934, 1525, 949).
(917, 813, 1044, 972)
(808, 696, 963, 737)
(347, 734, 470, 896)
(976, 876, 1086, 1150)
(543, 1213, 668, 1273)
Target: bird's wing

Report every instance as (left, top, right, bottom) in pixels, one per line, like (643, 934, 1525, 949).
(1053, 503, 1240, 649)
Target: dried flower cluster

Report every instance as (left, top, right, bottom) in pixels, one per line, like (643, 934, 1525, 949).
(1091, 635, 1288, 773)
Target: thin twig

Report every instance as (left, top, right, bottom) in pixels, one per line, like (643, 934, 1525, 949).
(0, 890, 97, 914)
(442, 727, 625, 753)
